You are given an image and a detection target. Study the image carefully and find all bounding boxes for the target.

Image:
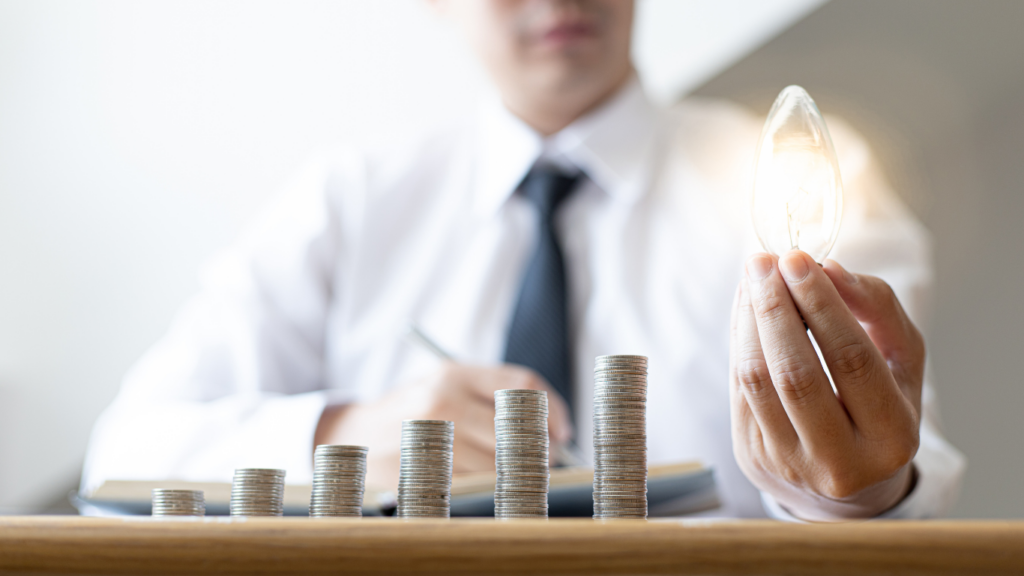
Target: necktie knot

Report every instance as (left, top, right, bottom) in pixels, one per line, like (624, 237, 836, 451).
(521, 165, 582, 219)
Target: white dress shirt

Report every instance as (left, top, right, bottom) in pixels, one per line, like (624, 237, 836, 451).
(82, 78, 965, 519)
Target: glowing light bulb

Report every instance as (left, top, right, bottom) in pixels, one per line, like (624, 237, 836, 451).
(752, 85, 843, 263)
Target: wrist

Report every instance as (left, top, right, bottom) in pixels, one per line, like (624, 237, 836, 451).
(313, 404, 353, 448)
(783, 464, 917, 521)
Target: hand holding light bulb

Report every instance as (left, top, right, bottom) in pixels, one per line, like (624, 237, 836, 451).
(730, 87, 925, 520)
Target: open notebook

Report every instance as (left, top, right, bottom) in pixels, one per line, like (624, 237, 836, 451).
(78, 461, 717, 518)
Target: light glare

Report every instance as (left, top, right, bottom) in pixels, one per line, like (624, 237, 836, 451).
(752, 85, 843, 263)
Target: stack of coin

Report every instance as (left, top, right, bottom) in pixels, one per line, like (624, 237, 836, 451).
(493, 389, 549, 519)
(151, 489, 205, 517)
(397, 420, 454, 518)
(310, 445, 368, 517)
(592, 355, 648, 519)
(230, 468, 286, 517)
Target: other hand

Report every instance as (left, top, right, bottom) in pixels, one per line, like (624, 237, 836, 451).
(315, 362, 573, 491)
(729, 250, 923, 520)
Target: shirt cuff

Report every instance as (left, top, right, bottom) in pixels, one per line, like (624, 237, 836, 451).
(761, 437, 967, 521)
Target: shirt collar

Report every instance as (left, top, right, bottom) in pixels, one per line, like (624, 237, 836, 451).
(474, 75, 662, 218)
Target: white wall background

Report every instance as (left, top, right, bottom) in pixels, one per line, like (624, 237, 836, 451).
(0, 0, 825, 512)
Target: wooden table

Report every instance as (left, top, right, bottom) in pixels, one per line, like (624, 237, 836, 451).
(1, 517, 1022, 575)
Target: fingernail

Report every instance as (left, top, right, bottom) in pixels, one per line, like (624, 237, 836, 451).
(779, 252, 810, 282)
(745, 254, 773, 281)
(841, 266, 859, 285)
(827, 260, 859, 285)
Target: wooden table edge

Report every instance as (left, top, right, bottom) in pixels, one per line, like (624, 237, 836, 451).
(1, 517, 1022, 575)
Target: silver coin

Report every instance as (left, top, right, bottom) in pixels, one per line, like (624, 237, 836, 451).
(397, 420, 454, 518)
(231, 467, 286, 518)
(493, 388, 550, 519)
(592, 355, 649, 520)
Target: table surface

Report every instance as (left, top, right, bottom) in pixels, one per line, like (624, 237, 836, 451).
(1, 516, 1022, 575)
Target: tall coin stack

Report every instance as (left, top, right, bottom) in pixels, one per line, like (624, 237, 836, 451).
(230, 468, 286, 517)
(493, 389, 549, 519)
(151, 489, 205, 517)
(310, 445, 368, 518)
(592, 355, 649, 519)
(397, 420, 454, 518)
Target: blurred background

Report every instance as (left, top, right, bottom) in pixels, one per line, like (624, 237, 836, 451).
(1, 0, 1021, 517)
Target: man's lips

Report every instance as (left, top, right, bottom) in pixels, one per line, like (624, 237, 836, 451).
(539, 20, 598, 46)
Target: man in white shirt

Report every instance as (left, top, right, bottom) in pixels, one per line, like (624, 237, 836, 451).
(82, 0, 964, 520)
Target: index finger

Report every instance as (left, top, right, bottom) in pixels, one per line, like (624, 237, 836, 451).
(745, 253, 853, 451)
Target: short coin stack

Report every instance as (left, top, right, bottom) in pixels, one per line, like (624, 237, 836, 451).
(310, 445, 368, 517)
(151, 489, 205, 517)
(493, 389, 549, 519)
(592, 355, 649, 519)
(397, 420, 454, 518)
(230, 468, 286, 517)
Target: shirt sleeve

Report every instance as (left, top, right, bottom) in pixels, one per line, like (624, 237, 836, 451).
(760, 117, 967, 520)
(81, 150, 367, 495)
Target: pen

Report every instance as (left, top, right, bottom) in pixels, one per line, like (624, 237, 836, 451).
(406, 324, 455, 362)
(404, 323, 588, 468)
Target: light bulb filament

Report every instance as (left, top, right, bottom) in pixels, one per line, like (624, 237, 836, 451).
(785, 186, 812, 250)
(786, 201, 797, 250)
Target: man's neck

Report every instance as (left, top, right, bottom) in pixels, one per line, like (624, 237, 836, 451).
(503, 67, 635, 136)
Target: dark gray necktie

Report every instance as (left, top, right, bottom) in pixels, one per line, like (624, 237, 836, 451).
(503, 165, 583, 420)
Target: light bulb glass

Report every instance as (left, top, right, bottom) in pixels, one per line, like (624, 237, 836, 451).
(752, 85, 843, 263)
